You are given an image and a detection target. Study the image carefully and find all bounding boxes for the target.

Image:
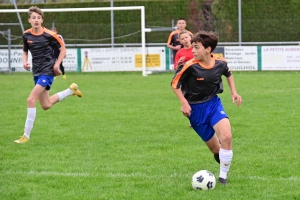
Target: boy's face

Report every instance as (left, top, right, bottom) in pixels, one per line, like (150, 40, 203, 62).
(177, 20, 186, 30)
(28, 12, 43, 29)
(179, 33, 191, 46)
(192, 42, 211, 60)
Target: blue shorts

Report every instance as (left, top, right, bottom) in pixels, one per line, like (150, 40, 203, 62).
(33, 75, 54, 91)
(188, 96, 228, 142)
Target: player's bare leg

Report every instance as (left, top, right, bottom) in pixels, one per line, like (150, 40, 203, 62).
(14, 84, 82, 144)
(205, 134, 221, 163)
(14, 85, 45, 143)
(213, 118, 233, 185)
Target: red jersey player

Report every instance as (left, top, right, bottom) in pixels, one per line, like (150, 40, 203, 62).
(173, 30, 194, 70)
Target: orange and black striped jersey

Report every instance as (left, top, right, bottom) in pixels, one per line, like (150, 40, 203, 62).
(171, 54, 232, 104)
(22, 26, 64, 76)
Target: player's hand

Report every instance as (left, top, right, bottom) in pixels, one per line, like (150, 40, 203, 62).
(53, 65, 62, 76)
(178, 56, 186, 64)
(232, 93, 242, 106)
(23, 62, 30, 70)
(175, 45, 182, 50)
(181, 103, 192, 117)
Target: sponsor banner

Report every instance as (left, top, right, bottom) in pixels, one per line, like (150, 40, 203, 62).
(0, 49, 78, 72)
(213, 46, 258, 71)
(261, 46, 300, 70)
(224, 46, 258, 71)
(62, 49, 78, 71)
(213, 46, 225, 58)
(80, 47, 166, 72)
(0, 49, 28, 72)
(2, 46, 300, 72)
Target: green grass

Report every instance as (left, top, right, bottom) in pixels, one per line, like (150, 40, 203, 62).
(1, 71, 300, 200)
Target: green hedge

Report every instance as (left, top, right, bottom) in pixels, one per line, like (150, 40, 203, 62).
(1, 0, 299, 45)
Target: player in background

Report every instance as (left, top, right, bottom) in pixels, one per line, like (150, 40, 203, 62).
(14, 6, 82, 144)
(167, 18, 193, 65)
(51, 27, 67, 79)
(171, 31, 242, 184)
(173, 30, 194, 70)
(173, 30, 194, 127)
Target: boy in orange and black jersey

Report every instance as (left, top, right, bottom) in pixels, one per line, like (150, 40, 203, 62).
(171, 31, 242, 185)
(23, 27, 63, 77)
(14, 6, 82, 144)
(167, 18, 193, 65)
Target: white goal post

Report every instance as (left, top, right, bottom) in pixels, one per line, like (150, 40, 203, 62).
(0, 6, 149, 76)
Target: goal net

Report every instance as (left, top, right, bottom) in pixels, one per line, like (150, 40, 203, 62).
(0, 6, 167, 76)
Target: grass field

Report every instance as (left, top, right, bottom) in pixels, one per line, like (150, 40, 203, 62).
(1, 71, 300, 200)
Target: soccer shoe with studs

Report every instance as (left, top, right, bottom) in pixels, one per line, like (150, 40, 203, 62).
(14, 135, 29, 144)
(218, 177, 228, 185)
(62, 75, 67, 79)
(69, 83, 82, 97)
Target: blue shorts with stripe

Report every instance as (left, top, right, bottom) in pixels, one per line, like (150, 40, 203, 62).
(188, 96, 228, 142)
(33, 75, 54, 91)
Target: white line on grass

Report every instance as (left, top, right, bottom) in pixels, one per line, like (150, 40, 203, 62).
(5, 170, 89, 177)
(3, 171, 299, 181)
(249, 88, 300, 94)
(271, 88, 300, 92)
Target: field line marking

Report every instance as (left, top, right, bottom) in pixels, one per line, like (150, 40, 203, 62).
(271, 88, 300, 92)
(3, 171, 299, 181)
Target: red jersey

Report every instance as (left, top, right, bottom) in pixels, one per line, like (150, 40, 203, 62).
(173, 46, 193, 70)
(167, 29, 193, 60)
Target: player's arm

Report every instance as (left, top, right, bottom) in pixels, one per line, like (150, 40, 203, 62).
(54, 46, 66, 73)
(171, 65, 192, 117)
(172, 87, 191, 117)
(226, 75, 242, 106)
(167, 33, 174, 49)
(22, 51, 30, 70)
(167, 32, 181, 50)
(175, 56, 187, 70)
(22, 35, 30, 70)
(51, 34, 66, 75)
(173, 52, 181, 70)
(58, 35, 67, 58)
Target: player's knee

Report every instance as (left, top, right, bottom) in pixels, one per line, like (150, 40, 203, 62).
(41, 104, 51, 110)
(220, 132, 232, 145)
(27, 97, 37, 107)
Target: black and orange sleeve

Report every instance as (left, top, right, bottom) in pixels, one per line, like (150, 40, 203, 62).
(22, 29, 31, 52)
(171, 61, 193, 89)
(45, 28, 64, 49)
(167, 31, 175, 45)
(22, 35, 28, 52)
(215, 55, 231, 77)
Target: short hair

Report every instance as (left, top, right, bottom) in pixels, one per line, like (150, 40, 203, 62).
(191, 31, 219, 52)
(28, 6, 44, 19)
(178, 30, 190, 38)
(177, 18, 186, 22)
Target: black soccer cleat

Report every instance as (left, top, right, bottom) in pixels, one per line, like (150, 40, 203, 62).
(218, 177, 228, 185)
(214, 153, 220, 164)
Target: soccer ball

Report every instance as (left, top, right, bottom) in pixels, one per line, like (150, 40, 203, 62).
(192, 170, 216, 190)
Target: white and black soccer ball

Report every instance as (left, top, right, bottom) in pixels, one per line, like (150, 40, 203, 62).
(192, 170, 216, 190)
